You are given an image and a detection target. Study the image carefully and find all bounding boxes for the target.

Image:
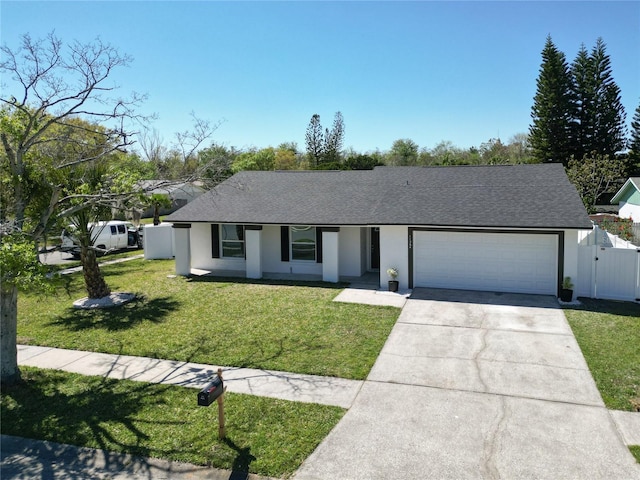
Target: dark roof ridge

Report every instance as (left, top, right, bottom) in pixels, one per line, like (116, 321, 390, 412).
(372, 163, 556, 169)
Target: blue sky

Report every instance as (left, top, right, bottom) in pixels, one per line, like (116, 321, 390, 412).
(2, 1, 639, 154)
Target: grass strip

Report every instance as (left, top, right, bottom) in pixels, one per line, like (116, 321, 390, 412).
(564, 298, 640, 411)
(630, 446, 640, 464)
(19, 259, 398, 380)
(1, 367, 344, 478)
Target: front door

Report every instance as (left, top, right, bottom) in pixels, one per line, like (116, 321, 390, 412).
(370, 227, 380, 270)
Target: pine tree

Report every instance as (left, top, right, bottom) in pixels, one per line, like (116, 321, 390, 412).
(305, 112, 346, 168)
(570, 44, 594, 161)
(305, 114, 324, 167)
(629, 101, 640, 175)
(324, 111, 345, 165)
(529, 36, 575, 165)
(588, 38, 626, 157)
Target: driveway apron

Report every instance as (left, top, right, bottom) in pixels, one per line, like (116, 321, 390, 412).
(294, 288, 640, 480)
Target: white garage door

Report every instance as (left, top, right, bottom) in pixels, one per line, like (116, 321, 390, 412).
(413, 231, 558, 295)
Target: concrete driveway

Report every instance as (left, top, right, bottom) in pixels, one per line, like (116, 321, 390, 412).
(294, 288, 640, 479)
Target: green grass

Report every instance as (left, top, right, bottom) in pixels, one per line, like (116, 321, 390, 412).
(1, 367, 344, 478)
(564, 298, 640, 411)
(630, 446, 640, 463)
(19, 259, 399, 380)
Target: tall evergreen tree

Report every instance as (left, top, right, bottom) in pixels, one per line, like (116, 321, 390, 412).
(324, 111, 345, 164)
(529, 36, 575, 165)
(628, 101, 640, 175)
(305, 114, 324, 167)
(570, 44, 594, 161)
(587, 38, 626, 157)
(304, 112, 346, 168)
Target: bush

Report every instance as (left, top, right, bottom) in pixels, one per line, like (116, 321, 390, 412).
(600, 217, 634, 242)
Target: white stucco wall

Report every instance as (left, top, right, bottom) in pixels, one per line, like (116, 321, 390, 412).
(562, 229, 579, 300)
(189, 223, 211, 269)
(261, 225, 323, 275)
(245, 229, 262, 279)
(261, 225, 289, 273)
(338, 227, 366, 277)
(379, 226, 409, 289)
(261, 225, 365, 277)
(173, 227, 191, 276)
(619, 202, 640, 221)
(190, 223, 246, 272)
(185, 223, 369, 279)
(322, 230, 339, 282)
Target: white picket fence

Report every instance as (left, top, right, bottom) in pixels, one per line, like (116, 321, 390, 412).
(577, 245, 640, 302)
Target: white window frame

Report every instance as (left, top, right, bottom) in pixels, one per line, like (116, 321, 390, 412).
(221, 224, 245, 259)
(290, 225, 316, 262)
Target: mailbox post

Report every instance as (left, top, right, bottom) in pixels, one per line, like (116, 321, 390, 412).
(197, 368, 226, 439)
(216, 368, 226, 439)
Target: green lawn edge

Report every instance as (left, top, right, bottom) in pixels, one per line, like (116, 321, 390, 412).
(563, 298, 640, 412)
(1, 367, 345, 478)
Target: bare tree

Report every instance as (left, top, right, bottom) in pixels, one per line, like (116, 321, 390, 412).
(0, 32, 143, 385)
(139, 128, 167, 164)
(175, 112, 223, 166)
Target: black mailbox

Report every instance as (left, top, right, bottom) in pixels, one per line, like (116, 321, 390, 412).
(198, 376, 223, 406)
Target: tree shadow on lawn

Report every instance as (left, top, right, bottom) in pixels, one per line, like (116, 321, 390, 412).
(51, 295, 180, 332)
(1, 370, 190, 477)
(187, 275, 347, 290)
(567, 297, 640, 318)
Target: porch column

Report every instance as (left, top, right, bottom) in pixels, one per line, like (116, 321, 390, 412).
(322, 228, 340, 283)
(562, 230, 579, 301)
(172, 223, 191, 276)
(245, 226, 263, 279)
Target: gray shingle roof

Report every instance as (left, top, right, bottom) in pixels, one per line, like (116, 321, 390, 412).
(165, 163, 593, 229)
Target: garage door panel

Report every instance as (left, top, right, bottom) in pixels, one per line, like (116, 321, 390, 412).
(413, 231, 558, 295)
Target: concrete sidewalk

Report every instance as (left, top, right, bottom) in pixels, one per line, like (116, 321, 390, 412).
(57, 253, 145, 275)
(294, 288, 640, 479)
(1, 434, 274, 480)
(17, 345, 362, 409)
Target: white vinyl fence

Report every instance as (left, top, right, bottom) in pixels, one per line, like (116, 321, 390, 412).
(577, 245, 640, 302)
(633, 223, 640, 246)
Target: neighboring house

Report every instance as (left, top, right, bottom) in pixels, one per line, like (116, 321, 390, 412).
(611, 178, 640, 221)
(165, 164, 592, 296)
(138, 180, 206, 217)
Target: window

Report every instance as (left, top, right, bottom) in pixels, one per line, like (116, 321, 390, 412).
(221, 224, 245, 258)
(290, 225, 316, 261)
(117, 224, 126, 234)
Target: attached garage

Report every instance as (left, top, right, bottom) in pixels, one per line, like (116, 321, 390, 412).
(411, 230, 560, 295)
(168, 164, 592, 299)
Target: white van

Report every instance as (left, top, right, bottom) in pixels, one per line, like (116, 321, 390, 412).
(61, 220, 143, 258)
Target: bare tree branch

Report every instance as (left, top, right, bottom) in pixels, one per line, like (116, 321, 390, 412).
(1, 32, 148, 231)
(174, 112, 224, 163)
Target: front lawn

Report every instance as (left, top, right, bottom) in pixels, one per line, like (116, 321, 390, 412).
(564, 298, 640, 411)
(18, 259, 399, 380)
(1, 368, 344, 478)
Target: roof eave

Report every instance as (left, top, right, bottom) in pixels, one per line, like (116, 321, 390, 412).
(611, 178, 640, 204)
